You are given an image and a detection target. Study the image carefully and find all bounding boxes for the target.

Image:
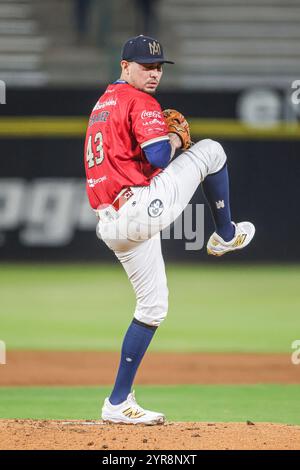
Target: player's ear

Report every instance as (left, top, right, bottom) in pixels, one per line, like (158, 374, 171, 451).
(121, 60, 130, 74)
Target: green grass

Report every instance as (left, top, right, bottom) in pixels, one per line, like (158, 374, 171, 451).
(0, 263, 299, 352)
(0, 385, 300, 425)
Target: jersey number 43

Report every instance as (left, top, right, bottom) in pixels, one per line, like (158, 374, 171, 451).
(86, 132, 104, 168)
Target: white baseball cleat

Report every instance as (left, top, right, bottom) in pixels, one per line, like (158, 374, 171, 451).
(207, 221, 255, 257)
(101, 391, 165, 425)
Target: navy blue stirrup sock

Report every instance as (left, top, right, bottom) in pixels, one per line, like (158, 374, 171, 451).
(202, 163, 235, 242)
(109, 319, 157, 405)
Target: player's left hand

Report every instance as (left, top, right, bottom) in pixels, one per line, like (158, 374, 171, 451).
(163, 109, 192, 150)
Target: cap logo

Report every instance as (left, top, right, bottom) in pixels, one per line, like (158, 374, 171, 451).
(149, 41, 161, 56)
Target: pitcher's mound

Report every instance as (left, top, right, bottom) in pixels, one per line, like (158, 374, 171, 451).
(1, 420, 299, 450)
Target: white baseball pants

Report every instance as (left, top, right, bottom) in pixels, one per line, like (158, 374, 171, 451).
(97, 139, 227, 326)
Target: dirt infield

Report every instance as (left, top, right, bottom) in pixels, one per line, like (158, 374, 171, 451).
(1, 351, 299, 386)
(1, 420, 300, 450)
(1, 351, 299, 450)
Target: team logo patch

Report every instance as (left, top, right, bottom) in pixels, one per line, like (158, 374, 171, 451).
(148, 199, 164, 218)
(149, 41, 161, 56)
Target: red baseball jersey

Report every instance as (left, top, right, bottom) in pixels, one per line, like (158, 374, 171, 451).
(84, 82, 170, 209)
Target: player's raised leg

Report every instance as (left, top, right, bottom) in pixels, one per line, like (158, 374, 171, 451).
(161, 138, 255, 255)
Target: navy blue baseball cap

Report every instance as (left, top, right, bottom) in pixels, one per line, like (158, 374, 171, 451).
(121, 35, 174, 64)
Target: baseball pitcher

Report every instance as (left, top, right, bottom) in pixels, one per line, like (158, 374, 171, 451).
(84, 35, 255, 425)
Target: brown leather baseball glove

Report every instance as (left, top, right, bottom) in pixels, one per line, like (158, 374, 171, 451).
(163, 108, 192, 150)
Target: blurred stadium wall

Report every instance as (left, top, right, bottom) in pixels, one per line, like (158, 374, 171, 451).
(0, 0, 299, 262)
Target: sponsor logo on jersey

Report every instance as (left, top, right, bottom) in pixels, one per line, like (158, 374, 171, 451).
(142, 118, 165, 127)
(149, 41, 161, 56)
(145, 127, 166, 135)
(141, 110, 162, 120)
(87, 176, 107, 188)
(93, 99, 117, 112)
(148, 199, 164, 218)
